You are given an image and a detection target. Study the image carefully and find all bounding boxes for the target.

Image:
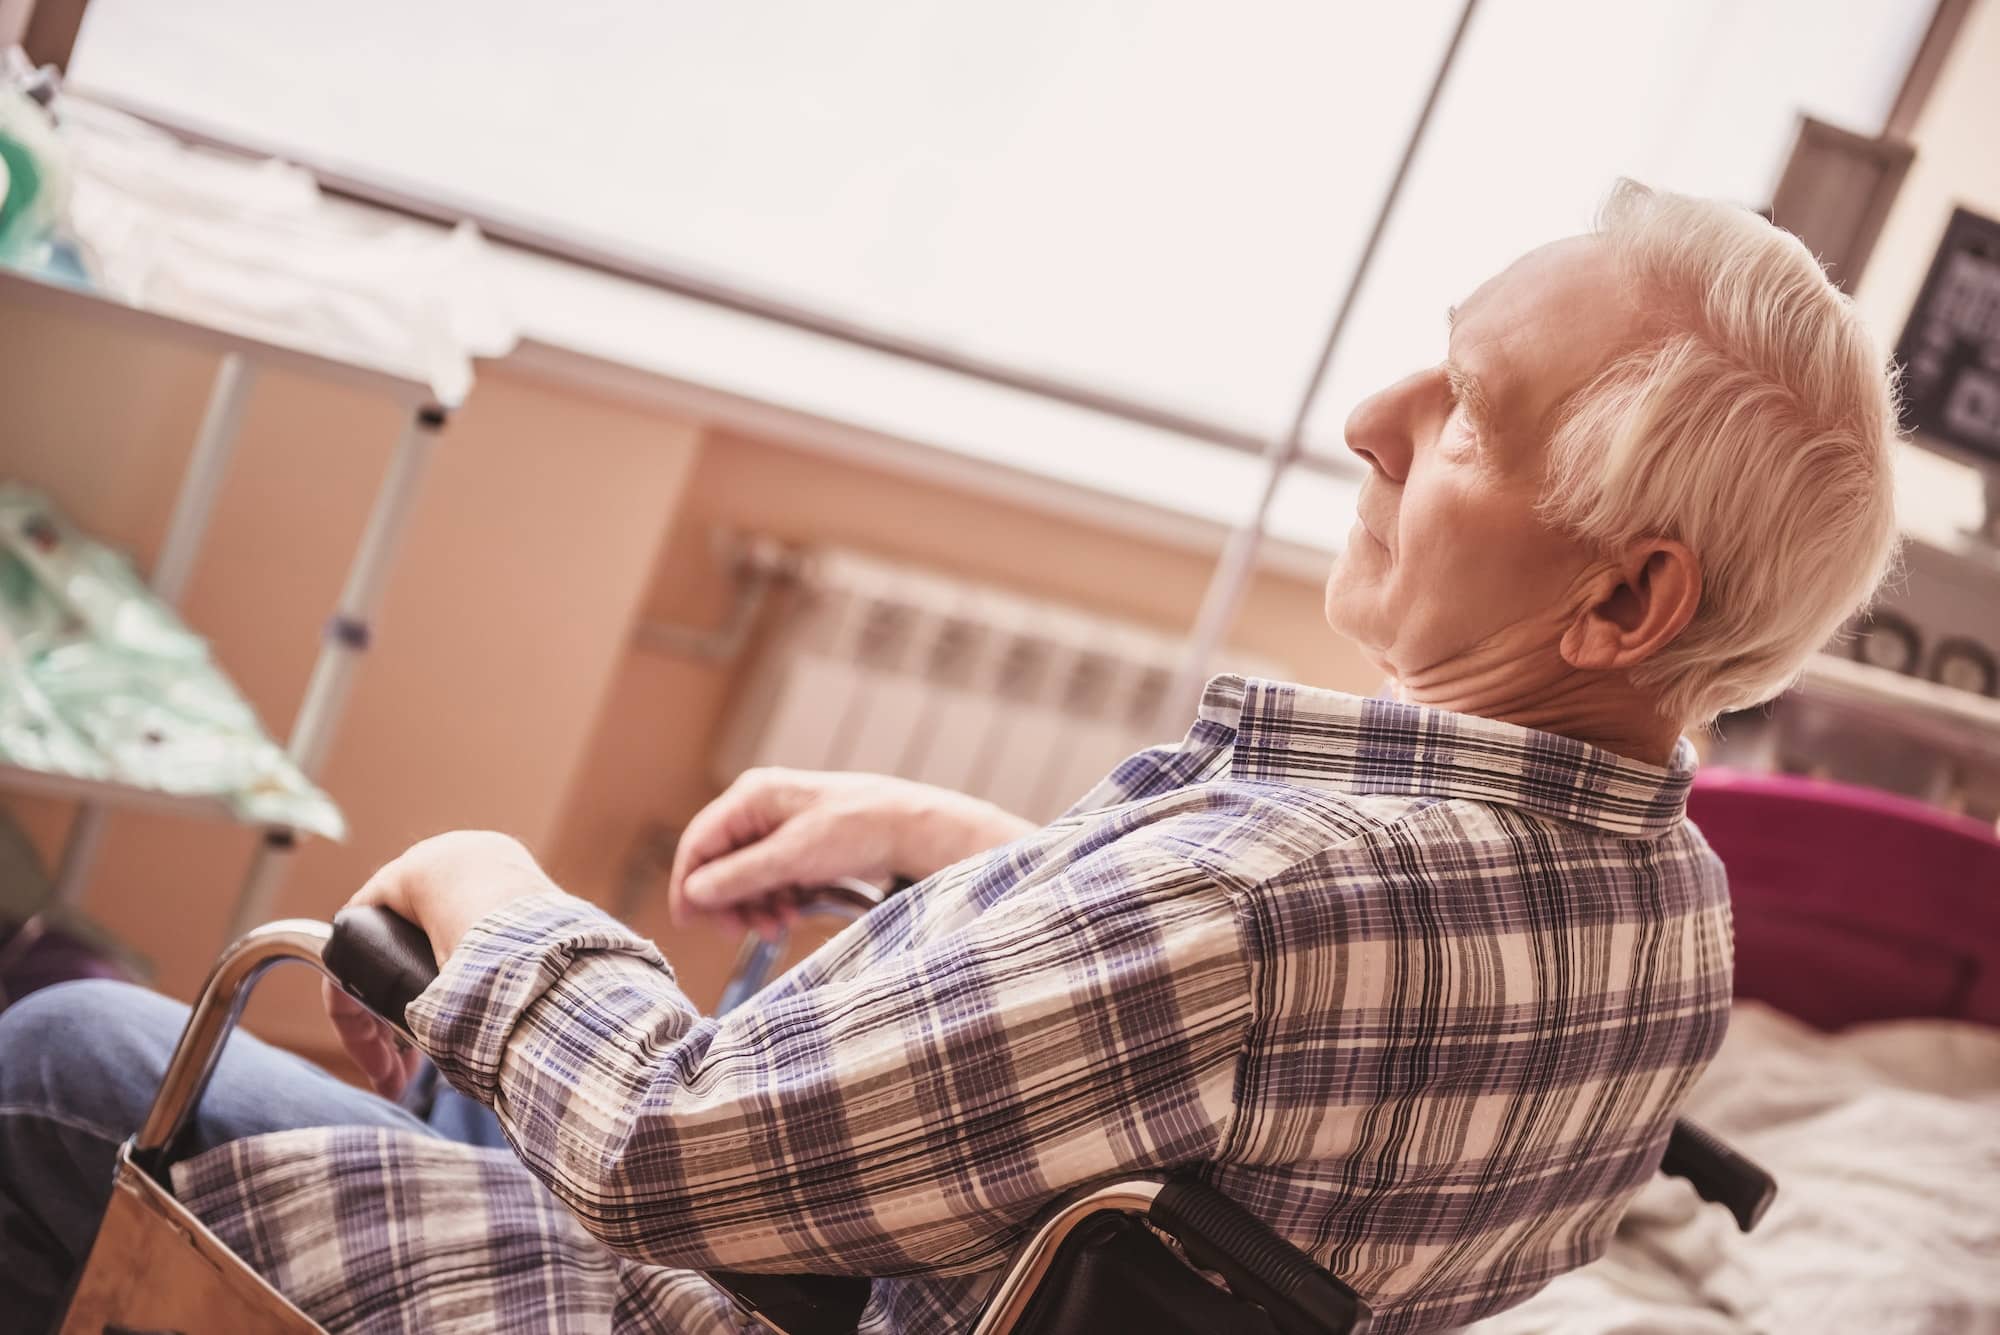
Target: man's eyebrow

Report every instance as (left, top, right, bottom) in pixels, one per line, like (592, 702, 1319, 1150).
(1444, 358, 1495, 433)
(1443, 305, 1496, 432)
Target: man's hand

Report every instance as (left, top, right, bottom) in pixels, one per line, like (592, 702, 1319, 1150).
(667, 769, 1031, 939)
(324, 830, 561, 1099)
(323, 981, 424, 1099)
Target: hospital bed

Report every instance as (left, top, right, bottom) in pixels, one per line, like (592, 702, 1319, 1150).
(51, 816, 1820, 1335)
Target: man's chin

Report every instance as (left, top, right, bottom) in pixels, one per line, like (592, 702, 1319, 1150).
(1321, 584, 1386, 660)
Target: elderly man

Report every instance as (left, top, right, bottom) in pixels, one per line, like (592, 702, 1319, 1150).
(0, 181, 1898, 1333)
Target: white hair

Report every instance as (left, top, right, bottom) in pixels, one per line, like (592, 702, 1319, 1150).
(1539, 179, 1902, 728)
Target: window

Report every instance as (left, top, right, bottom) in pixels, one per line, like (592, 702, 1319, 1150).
(68, 0, 1931, 544)
(1297, 0, 1929, 455)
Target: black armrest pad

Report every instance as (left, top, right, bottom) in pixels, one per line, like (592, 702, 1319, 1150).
(1010, 1213, 1281, 1335)
(707, 1273, 870, 1335)
(1660, 1118, 1777, 1233)
(1152, 1180, 1371, 1335)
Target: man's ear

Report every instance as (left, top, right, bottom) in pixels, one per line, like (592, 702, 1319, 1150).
(1559, 539, 1701, 672)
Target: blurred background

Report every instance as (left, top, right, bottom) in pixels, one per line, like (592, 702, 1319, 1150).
(0, 0, 1995, 1062)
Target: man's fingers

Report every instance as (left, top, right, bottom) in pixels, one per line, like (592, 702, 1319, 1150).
(358, 1033, 411, 1099)
(383, 1047, 423, 1101)
(666, 800, 735, 916)
(668, 786, 763, 925)
(680, 820, 820, 915)
(348, 849, 419, 924)
(323, 978, 412, 1099)
(668, 771, 810, 926)
(324, 977, 375, 1031)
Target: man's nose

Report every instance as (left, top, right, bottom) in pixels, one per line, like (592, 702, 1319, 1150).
(1342, 370, 1427, 483)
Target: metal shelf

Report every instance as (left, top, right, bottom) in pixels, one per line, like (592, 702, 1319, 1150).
(0, 264, 439, 407)
(0, 253, 462, 939)
(0, 762, 270, 826)
(1799, 652, 2000, 764)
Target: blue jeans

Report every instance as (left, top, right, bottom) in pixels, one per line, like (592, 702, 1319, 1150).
(0, 979, 506, 1331)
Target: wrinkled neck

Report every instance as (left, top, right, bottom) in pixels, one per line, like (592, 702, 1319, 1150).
(1389, 644, 1682, 768)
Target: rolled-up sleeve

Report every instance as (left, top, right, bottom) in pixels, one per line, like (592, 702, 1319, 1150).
(405, 843, 1253, 1280)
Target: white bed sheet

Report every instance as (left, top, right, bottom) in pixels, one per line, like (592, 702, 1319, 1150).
(1466, 1002, 2000, 1334)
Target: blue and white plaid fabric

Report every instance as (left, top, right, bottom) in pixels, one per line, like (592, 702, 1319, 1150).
(176, 676, 1732, 1333)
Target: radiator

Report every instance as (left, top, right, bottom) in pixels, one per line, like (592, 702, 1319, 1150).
(711, 549, 1290, 822)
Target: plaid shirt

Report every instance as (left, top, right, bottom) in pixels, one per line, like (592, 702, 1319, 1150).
(177, 676, 1732, 1333)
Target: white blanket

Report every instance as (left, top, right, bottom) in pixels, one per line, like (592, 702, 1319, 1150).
(1467, 1003, 2000, 1334)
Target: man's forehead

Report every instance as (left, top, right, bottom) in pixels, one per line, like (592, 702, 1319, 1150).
(1445, 236, 1639, 436)
(1448, 235, 1618, 340)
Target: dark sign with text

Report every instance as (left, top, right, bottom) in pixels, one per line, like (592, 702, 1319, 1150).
(1894, 207, 2000, 466)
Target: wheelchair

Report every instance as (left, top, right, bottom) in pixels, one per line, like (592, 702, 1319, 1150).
(55, 883, 1776, 1335)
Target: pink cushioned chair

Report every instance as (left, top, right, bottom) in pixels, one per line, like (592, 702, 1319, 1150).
(1688, 769, 2000, 1032)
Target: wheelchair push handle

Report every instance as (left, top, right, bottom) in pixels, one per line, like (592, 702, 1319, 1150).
(324, 906, 441, 1033)
(1151, 1179, 1372, 1335)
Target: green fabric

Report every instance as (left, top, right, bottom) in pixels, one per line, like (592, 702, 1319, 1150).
(0, 487, 346, 840)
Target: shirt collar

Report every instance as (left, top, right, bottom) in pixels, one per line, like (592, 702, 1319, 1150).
(1197, 674, 1695, 838)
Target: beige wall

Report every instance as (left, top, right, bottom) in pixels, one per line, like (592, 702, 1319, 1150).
(0, 288, 1363, 1058)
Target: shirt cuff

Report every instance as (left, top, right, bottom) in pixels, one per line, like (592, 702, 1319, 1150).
(404, 891, 673, 1103)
